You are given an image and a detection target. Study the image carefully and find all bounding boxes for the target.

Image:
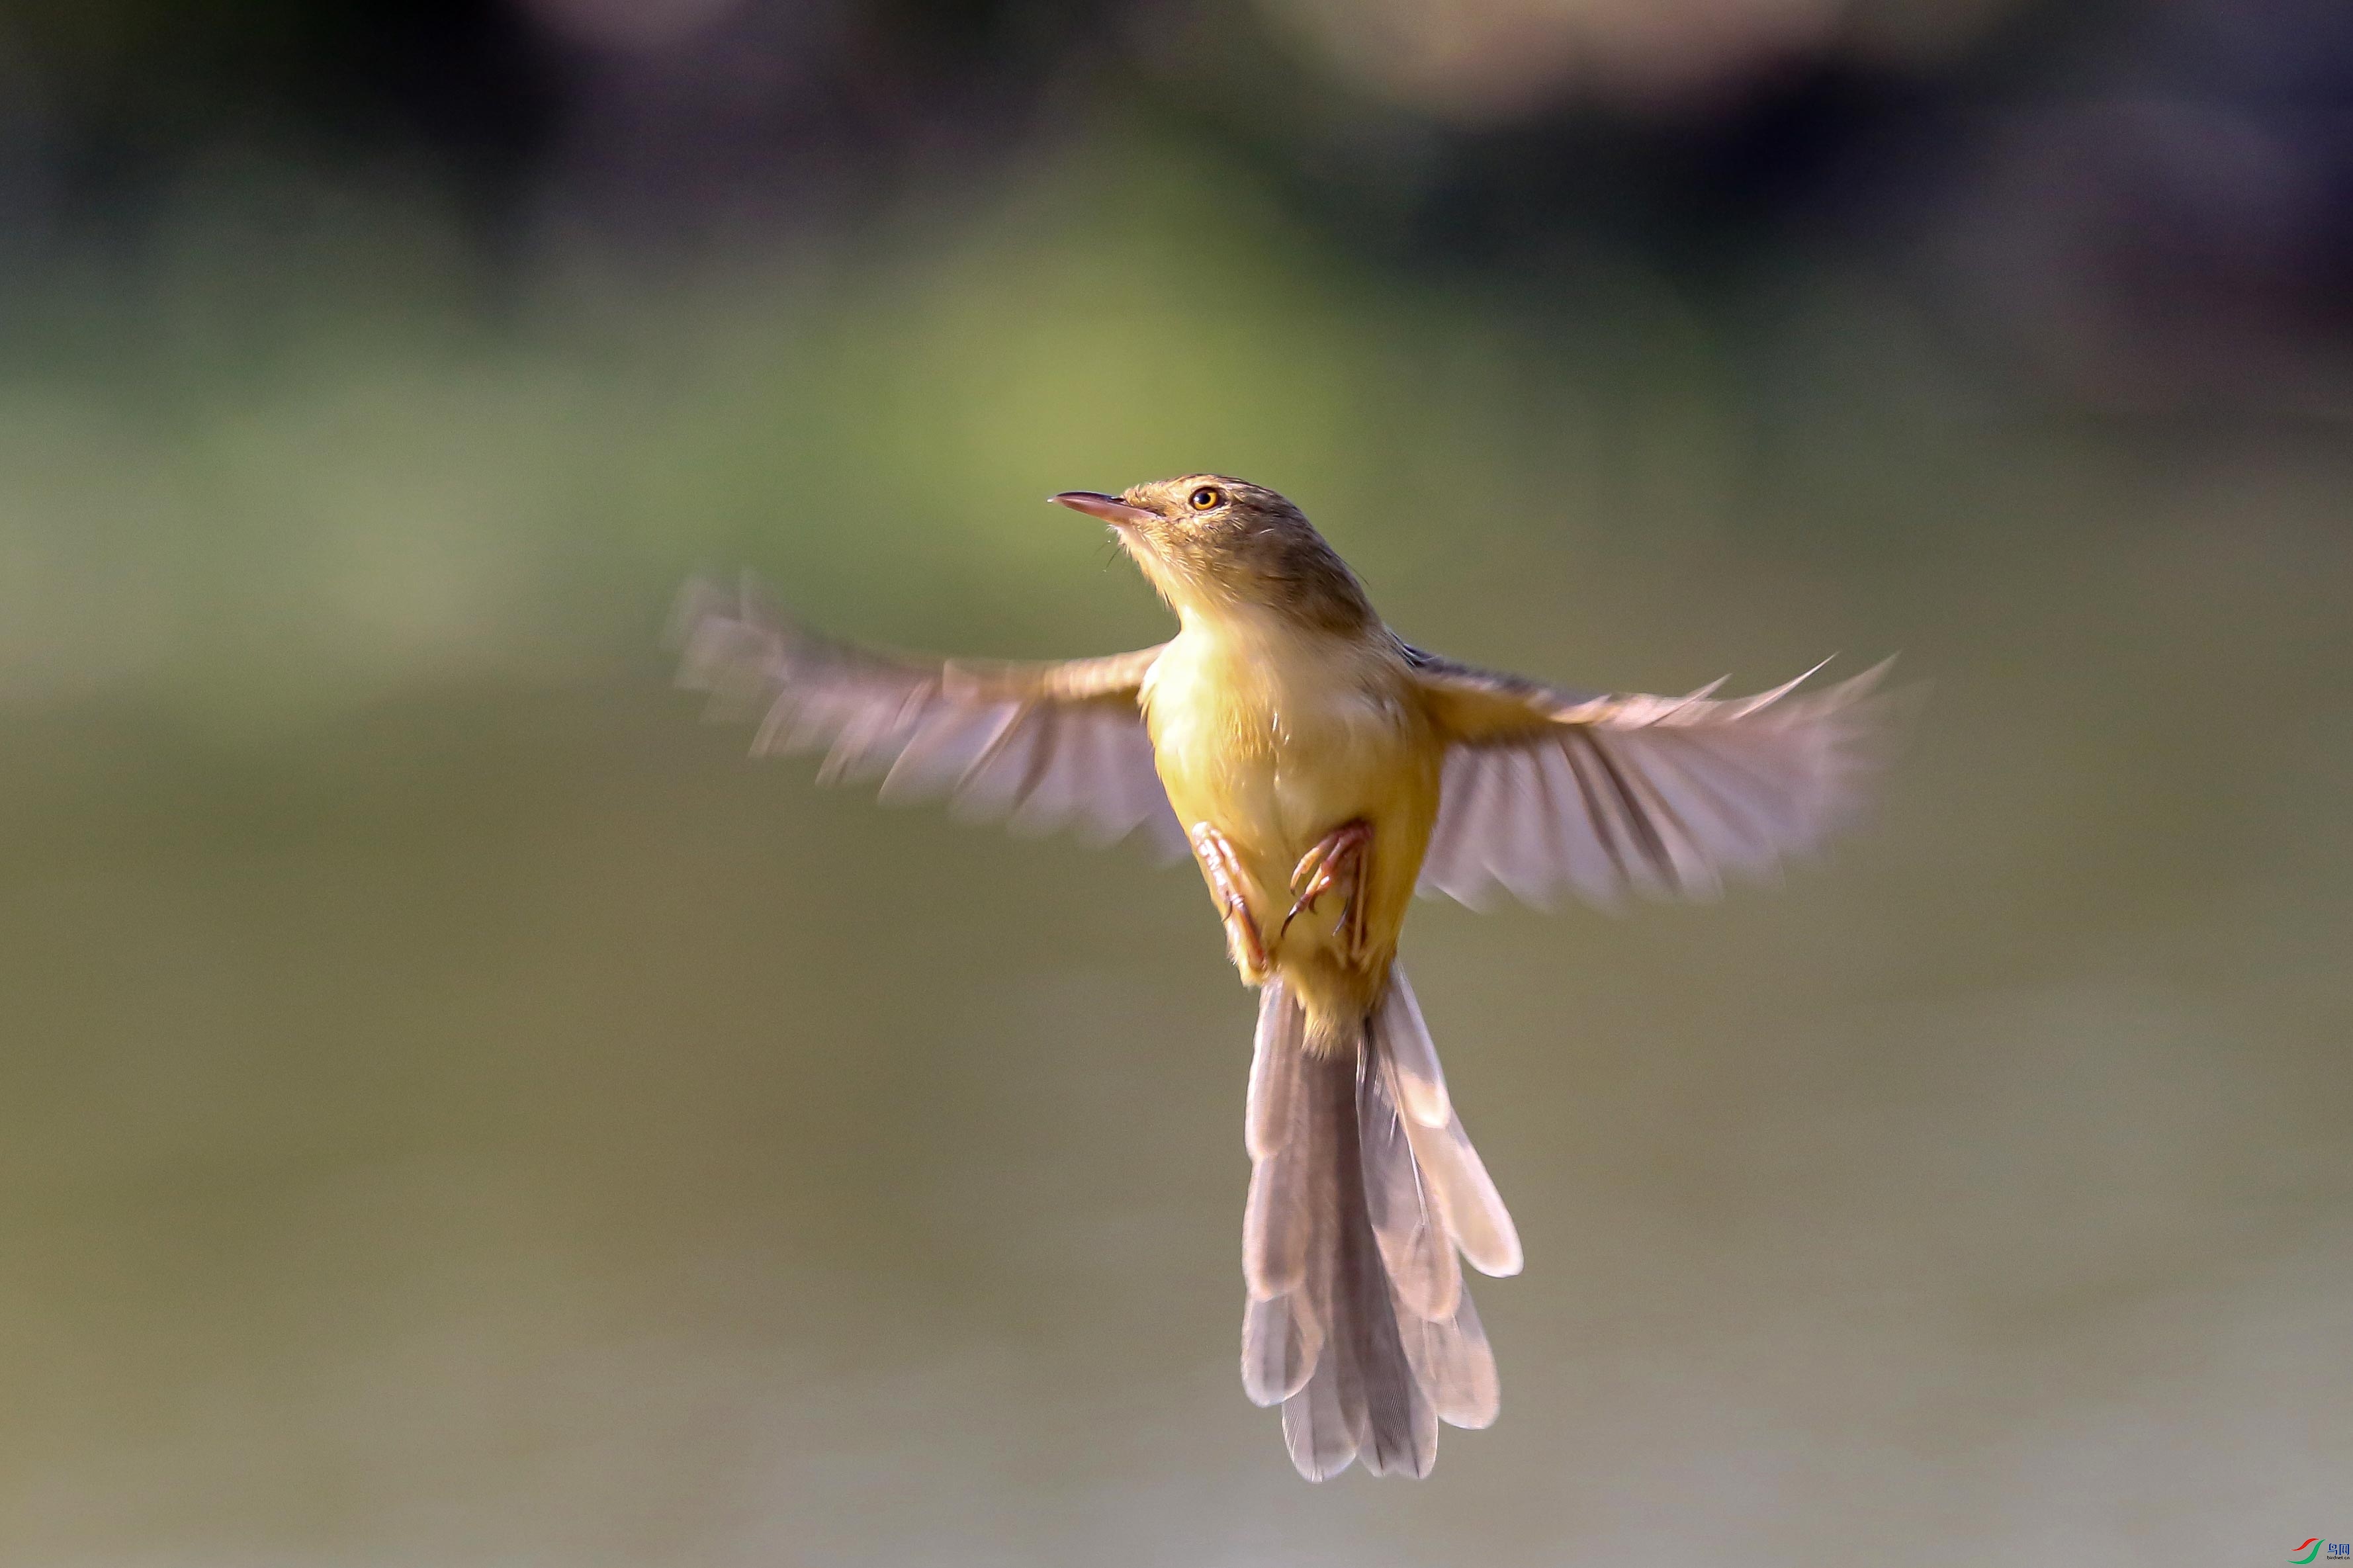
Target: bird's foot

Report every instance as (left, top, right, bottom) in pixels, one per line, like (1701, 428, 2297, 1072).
(1280, 820, 1372, 962)
(1191, 823, 1271, 984)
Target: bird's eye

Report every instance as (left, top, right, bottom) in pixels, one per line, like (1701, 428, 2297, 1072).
(1188, 486, 1222, 511)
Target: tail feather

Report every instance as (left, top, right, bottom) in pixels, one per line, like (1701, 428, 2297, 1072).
(1245, 980, 1307, 1161)
(1241, 1293, 1318, 1407)
(1401, 1108, 1522, 1279)
(1397, 1278, 1501, 1430)
(1343, 1149, 1438, 1478)
(1285, 1039, 1367, 1480)
(1239, 967, 1513, 1481)
(1278, 1327, 1360, 1480)
(1358, 1050, 1463, 1320)
(1242, 984, 1311, 1301)
(1377, 969, 1452, 1127)
(1373, 979, 1522, 1278)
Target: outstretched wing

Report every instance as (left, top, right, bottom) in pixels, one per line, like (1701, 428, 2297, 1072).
(1405, 642, 1897, 910)
(676, 578, 1187, 859)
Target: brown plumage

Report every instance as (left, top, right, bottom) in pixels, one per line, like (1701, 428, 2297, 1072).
(674, 474, 1896, 1479)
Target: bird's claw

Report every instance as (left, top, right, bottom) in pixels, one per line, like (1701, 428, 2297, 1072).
(1191, 823, 1270, 984)
(1280, 820, 1372, 961)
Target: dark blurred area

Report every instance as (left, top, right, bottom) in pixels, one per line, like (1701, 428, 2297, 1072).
(8, 0, 2352, 404)
(1, 2, 2349, 1565)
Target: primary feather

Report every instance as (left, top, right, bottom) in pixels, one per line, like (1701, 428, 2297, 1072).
(1408, 647, 1896, 911)
(673, 576, 1186, 859)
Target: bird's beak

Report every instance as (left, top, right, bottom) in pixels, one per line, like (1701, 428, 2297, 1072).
(1050, 491, 1156, 529)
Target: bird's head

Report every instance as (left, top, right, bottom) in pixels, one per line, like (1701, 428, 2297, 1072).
(1051, 475, 1374, 634)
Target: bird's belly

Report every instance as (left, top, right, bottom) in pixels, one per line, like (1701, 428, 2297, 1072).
(1158, 691, 1390, 837)
(1147, 649, 1437, 937)
(1200, 721, 1396, 861)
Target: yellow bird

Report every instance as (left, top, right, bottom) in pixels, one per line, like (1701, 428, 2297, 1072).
(676, 474, 1892, 1480)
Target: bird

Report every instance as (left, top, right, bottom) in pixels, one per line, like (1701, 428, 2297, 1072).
(674, 474, 1893, 1481)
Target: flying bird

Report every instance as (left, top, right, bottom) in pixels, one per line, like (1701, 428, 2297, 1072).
(674, 475, 1892, 1480)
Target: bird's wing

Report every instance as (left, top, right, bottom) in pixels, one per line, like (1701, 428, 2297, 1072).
(1403, 640, 1896, 910)
(676, 578, 1188, 860)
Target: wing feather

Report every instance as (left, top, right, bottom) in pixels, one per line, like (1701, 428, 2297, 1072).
(1406, 642, 1897, 912)
(676, 578, 1186, 860)
(1425, 751, 1499, 910)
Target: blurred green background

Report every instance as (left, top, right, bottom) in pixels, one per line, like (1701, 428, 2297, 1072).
(1, 0, 2350, 1563)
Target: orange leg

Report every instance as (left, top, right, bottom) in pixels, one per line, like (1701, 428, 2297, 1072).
(1280, 819, 1373, 962)
(1191, 823, 1270, 984)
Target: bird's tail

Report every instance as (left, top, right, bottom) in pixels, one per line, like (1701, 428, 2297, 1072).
(1240, 965, 1520, 1480)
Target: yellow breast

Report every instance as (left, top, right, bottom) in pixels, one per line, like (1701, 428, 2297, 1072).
(1144, 615, 1439, 917)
